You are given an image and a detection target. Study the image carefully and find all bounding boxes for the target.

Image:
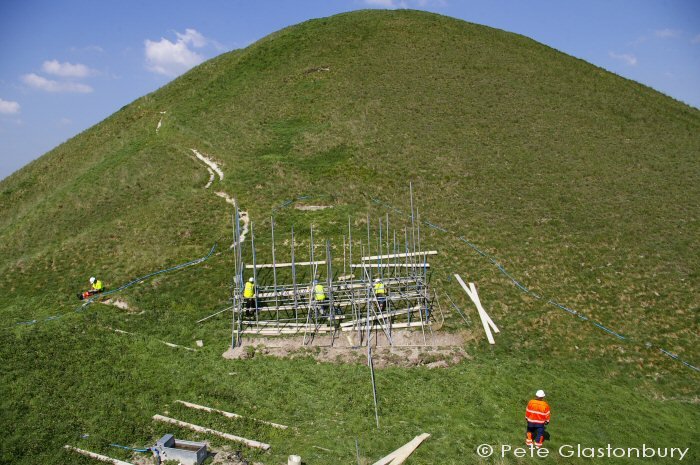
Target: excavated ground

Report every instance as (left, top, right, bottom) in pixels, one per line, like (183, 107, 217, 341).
(223, 329, 472, 369)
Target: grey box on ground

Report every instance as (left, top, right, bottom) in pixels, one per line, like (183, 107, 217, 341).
(154, 434, 207, 465)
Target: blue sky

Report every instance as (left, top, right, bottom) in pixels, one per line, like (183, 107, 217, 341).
(1, 0, 699, 180)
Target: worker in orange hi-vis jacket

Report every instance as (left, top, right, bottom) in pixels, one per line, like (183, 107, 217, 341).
(525, 390, 551, 448)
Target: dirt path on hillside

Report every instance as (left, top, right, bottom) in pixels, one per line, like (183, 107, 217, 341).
(155, 111, 166, 133)
(190, 148, 250, 247)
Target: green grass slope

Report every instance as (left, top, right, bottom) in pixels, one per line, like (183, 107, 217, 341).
(1, 9, 698, 464)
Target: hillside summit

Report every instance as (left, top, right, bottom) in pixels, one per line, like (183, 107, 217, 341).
(1, 10, 698, 465)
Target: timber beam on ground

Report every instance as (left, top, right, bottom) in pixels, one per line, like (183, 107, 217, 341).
(243, 319, 344, 327)
(152, 414, 270, 450)
(234, 293, 424, 313)
(64, 446, 134, 465)
(245, 260, 326, 269)
(361, 250, 437, 261)
(351, 263, 430, 268)
(255, 278, 421, 298)
(339, 305, 422, 327)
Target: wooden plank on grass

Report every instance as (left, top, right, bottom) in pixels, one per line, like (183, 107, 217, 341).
(64, 445, 134, 465)
(455, 274, 495, 344)
(152, 414, 270, 450)
(371, 433, 431, 465)
(245, 260, 326, 269)
(361, 250, 437, 261)
(468, 282, 499, 333)
(175, 400, 288, 429)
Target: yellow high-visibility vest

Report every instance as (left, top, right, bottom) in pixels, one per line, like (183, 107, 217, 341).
(374, 282, 386, 295)
(243, 281, 255, 298)
(93, 280, 103, 291)
(314, 284, 326, 301)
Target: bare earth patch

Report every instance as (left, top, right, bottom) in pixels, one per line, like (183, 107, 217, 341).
(103, 298, 129, 310)
(294, 205, 332, 211)
(223, 329, 470, 368)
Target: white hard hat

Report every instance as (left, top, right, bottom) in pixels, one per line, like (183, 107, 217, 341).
(90, 277, 96, 284)
(536, 390, 546, 398)
(248, 277, 254, 282)
(374, 278, 381, 282)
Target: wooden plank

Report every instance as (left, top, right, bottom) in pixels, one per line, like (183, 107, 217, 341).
(351, 263, 430, 268)
(458, 281, 499, 332)
(361, 251, 437, 261)
(161, 341, 197, 352)
(175, 400, 288, 429)
(468, 282, 499, 333)
(382, 321, 427, 330)
(64, 445, 135, 465)
(152, 414, 270, 450)
(455, 274, 495, 344)
(371, 433, 431, 465)
(339, 306, 420, 327)
(110, 327, 197, 351)
(245, 260, 326, 269)
(340, 320, 426, 332)
(243, 320, 339, 327)
(240, 327, 335, 335)
(255, 278, 419, 298)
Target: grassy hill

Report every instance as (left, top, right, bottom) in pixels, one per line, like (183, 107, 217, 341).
(1, 9, 698, 464)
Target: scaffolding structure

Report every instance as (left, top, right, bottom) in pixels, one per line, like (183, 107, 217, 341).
(230, 188, 434, 348)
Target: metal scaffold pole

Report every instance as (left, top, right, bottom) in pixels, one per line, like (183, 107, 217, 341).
(410, 182, 417, 264)
(251, 221, 258, 322)
(271, 216, 279, 313)
(368, 346, 380, 429)
(291, 226, 298, 322)
(232, 207, 238, 348)
(228, 183, 432, 343)
(326, 239, 334, 342)
(231, 201, 244, 348)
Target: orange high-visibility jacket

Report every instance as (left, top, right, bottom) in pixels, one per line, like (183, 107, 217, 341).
(526, 399, 551, 424)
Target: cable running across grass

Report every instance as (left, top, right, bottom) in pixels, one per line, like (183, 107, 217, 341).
(367, 195, 698, 373)
(13, 243, 217, 327)
(78, 243, 218, 310)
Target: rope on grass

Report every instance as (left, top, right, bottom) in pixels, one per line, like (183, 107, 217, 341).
(659, 349, 700, 372)
(12, 243, 217, 327)
(110, 444, 150, 453)
(368, 194, 697, 373)
(78, 243, 218, 310)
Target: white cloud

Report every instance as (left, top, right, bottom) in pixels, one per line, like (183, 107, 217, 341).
(22, 73, 93, 93)
(0, 98, 20, 114)
(609, 51, 638, 66)
(654, 29, 682, 39)
(42, 60, 95, 78)
(177, 28, 207, 47)
(144, 28, 210, 77)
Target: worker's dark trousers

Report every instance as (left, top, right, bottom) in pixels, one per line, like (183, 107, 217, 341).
(526, 423, 545, 446)
(245, 299, 255, 316)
